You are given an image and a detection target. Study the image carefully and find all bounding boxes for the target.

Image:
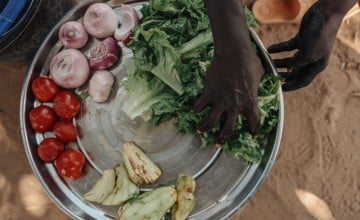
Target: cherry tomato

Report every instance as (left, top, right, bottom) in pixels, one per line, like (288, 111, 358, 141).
(31, 76, 60, 102)
(29, 105, 57, 132)
(53, 91, 80, 119)
(37, 138, 64, 162)
(53, 120, 78, 142)
(56, 149, 85, 180)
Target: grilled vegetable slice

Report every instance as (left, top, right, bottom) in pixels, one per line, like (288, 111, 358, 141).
(84, 169, 115, 203)
(102, 164, 140, 206)
(175, 174, 196, 193)
(121, 142, 162, 185)
(117, 186, 177, 220)
(171, 175, 196, 220)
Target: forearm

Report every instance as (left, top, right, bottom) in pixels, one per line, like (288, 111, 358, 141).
(204, 0, 252, 55)
(319, 0, 357, 16)
(310, 0, 358, 39)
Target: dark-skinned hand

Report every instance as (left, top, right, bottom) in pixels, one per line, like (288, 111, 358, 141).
(268, 1, 346, 91)
(196, 0, 264, 144)
(194, 47, 263, 144)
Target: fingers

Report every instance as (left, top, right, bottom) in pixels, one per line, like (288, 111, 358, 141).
(272, 51, 307, 69)
(281, 55, 329, 91)
(216, 111, 238, 144)
(194, 94, 208, 112)
(197, 107, 223, 132)
(278, 71, 300, 81)
(268, 38, 298, 53)
(274, 48, 323, 70)
(273, 57, 295, 68)
(269, 37, 314, 69)
(282, 74, 316, 91)
(214, 108, 261, 144)
(244, 108, 261, 136)
(198, 107, 260, 144)
(195, 96, 261, 143)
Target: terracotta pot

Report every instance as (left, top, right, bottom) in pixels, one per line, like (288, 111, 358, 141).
(252, 0, 315, 24)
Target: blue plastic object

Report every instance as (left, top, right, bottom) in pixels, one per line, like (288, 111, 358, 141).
(0, 0, 29, 36)
(0, 1, 10, 12)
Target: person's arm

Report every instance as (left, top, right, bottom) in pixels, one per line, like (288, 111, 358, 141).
(268, 0, 357, 91)
(194, 0, 264, 143)
(204, 0, 253, 57)
(320, 0, 357, 16)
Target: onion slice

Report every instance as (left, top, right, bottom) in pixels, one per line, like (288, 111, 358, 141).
(89, 37, 121, 70)
(114, 4, 139, 42)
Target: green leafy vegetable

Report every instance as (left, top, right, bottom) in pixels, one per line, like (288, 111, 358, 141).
(122, 0, 280, 162)
(122, 69, 170, 120)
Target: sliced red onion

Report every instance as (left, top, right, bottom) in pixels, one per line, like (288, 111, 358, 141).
(88, 70, 114, 103)
(83, 3, 118, 38)
(89, 37, 120, 70)
(114, 4, 139, 42)
(50, 49, 90, 89)
(59, 21, 88, 49)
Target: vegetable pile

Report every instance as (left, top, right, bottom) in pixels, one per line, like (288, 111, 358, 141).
(122, 0, 281, 162)
(29, 2, 125, 180)
(30, 77, 85, 180)
(54, 2, 122, 103)
(84, 142, 196, 220)
(27, 1, 281, 218)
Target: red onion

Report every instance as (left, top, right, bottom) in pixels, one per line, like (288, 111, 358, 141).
(58, 21, 88, 49)
(83, 3, 118, 38)
(89, 37, 120, 70)
(50, 49, 90, 89)
(88, 70, 114, 103)
(114, 4, 139, 42)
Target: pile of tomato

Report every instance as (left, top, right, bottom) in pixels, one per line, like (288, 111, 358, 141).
(29, 76, 86, 180)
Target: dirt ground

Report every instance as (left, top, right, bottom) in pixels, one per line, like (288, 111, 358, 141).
(0, 3, 359, 220)
(235, 22, 360, 220)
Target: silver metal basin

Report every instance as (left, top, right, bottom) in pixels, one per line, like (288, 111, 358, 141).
(20, 1, 284, 219)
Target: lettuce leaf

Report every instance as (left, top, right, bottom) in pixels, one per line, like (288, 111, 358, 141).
(123, 0, 280, 162)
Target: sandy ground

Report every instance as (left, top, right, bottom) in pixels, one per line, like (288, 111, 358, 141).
(0, 2, 359, 220)
(235, 23, 360, 220)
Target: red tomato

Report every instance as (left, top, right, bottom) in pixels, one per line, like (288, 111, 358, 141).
(56, 149, 85, 180)
(53, 120, 78, 142)
(29, 105, 57, 132)
(31, 76, 60, 102)
(53, 91, 80, 119)
(37, 138, 64, 162)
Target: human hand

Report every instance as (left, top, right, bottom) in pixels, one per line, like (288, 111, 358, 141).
(268, 2, 345, 91)
(194, 47, 263, 144)
(197, 0, 264, 144)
